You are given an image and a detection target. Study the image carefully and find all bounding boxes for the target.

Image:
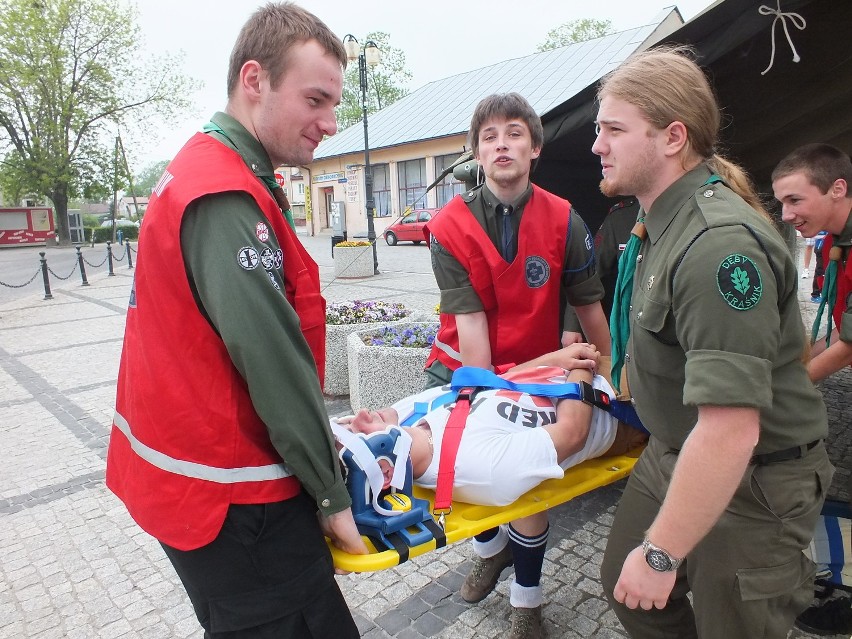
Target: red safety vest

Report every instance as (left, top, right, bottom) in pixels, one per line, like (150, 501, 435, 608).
(425, 185, 569, 371)
(106, 133, 326, 551)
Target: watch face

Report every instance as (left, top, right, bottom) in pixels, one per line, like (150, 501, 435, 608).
(646, 549, 673, 572)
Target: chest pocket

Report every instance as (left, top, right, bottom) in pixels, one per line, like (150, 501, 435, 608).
(632, 292, 683, 378)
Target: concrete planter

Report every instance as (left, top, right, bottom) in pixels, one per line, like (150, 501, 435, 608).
(323, 308, 432, 396)
(346, 321, 438, 411)
(333, 245, 374, 278)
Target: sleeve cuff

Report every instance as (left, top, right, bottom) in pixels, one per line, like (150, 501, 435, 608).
(565, 278, 605, 306)
(314, 478, 352, 517)
(684, 350, 772, 409)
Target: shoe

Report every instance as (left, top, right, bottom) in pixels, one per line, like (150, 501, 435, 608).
(812, 294, 822, 303)
(460, 544, 513, 603)
(803, 269, 810, 278)
(795, 596, 852, 636)
(508, 605, 544, 639)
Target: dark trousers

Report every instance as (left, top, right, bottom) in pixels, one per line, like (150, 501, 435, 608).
(601, 437, 833, 639)
(161, 493, 359, 639)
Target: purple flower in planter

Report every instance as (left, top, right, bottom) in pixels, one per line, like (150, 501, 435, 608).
(326, 299, 410, 325)
(362, 324, 438, 348)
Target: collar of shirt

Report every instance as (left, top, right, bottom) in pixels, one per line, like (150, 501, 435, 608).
(834, 207, 852, 246)
(480, 183, 533, 218)
(644, 164, 713, 245)
(209, 111, 276, 183)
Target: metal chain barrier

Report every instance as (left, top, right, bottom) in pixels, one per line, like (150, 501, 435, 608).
(82, 251, 109, 268)
(0, 267, 42, 289)
(0, 242, 133, 298)
(47, 260, 79, 281)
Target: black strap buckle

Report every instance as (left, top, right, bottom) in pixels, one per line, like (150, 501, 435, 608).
(455, 386, 478, 403)
(579, 381, 612, 412)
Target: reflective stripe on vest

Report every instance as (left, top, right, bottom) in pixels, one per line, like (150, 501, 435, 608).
(113, 411, 293, 483)
(432, 334, 462, 363)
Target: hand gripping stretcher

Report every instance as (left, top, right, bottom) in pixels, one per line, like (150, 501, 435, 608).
(327, 366, 645, 573)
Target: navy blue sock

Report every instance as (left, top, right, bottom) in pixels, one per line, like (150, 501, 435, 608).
(508, 523, 548, 587)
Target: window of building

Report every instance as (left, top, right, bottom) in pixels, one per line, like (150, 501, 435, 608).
(434, 154, 466, 207)
(397, 158, 427, 213)
(371, 164, 391, 218)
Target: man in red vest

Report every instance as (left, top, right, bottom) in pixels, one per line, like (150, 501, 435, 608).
(424, 92, 610, 638)
(105, 4, 366, 637)
(773, 143, 852, 382)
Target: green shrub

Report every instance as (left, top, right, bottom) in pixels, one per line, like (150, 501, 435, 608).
(84, 225, 139, 244)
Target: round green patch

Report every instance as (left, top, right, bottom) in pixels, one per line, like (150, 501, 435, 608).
(716, 254, 762, 310)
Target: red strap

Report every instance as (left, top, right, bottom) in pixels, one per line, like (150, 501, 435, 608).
(433, 387, 476, 512)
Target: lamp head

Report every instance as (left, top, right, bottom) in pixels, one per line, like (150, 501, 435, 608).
(343, 34, 360, 61)
(364, 40, 381, 67)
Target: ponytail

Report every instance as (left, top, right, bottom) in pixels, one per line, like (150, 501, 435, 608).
(706, 154, 772, 223)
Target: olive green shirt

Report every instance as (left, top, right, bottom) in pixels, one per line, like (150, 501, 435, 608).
(180, 112, 350, 517)
(625, 165, 827, 453)
(564, 197, 639, 333)
(430, 183, 604, 328)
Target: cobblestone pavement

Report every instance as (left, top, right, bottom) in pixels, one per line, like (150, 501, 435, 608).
(0, 233, 848, 638)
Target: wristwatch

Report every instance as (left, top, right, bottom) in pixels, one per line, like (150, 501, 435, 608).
(642, 538, 684, 572)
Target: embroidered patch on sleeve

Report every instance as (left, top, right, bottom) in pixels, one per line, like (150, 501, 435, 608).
(237, 246, 260, 270)
(716, 254, 762, 310)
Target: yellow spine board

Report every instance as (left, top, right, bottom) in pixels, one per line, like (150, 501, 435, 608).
(328, 448, 642, 572)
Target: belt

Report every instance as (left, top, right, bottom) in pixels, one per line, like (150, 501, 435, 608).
(751, 440, 821, 466)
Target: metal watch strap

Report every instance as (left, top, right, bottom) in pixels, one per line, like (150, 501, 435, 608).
(642, 538, 684, 572)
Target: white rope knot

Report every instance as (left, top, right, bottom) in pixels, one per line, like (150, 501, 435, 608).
(759, 0, 807, 75)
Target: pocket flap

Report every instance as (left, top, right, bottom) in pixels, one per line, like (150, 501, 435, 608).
(635, 296, 669, 333)
(737, 555, 812, 601)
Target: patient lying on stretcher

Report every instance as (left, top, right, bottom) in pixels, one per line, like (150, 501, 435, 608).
(333, 344, 647, 507)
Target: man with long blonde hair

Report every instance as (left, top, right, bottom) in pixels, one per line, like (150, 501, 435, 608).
(594, 46, 832, 639)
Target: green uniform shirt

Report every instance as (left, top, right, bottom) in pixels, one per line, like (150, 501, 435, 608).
(431, 183, 604, 328)
(180, 112, 350, 517)
(564, 198, 639, 333)
(626, 165, 827, 453)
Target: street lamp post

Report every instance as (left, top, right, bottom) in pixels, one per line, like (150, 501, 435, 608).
(344, 34, 381, 274)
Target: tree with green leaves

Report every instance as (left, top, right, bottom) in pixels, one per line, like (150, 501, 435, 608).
(537, 18, 614, 51)
(128, 160, 170, 197)
(0, 0, 198, 244)
(336, 31, 412, 131)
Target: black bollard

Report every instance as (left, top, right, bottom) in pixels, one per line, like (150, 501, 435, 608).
(39, 251, 53, 299)
(76, 245, 89, 286)
(126, 241, 133, 269)
(107, 241, 115, 276)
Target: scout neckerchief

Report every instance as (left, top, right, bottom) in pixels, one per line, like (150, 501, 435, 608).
(201, 121, 295, 230)
(609, 217, 645, 393)
(609, 174, 724, 392)
(811, 243, 849, 346)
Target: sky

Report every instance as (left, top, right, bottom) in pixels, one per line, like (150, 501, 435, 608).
(130, 0, 715, 170)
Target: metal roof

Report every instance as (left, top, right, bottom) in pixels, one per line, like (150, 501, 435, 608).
(315, 16, 673, 161)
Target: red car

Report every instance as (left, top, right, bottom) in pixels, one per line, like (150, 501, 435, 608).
(383, 208, 437, 246)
